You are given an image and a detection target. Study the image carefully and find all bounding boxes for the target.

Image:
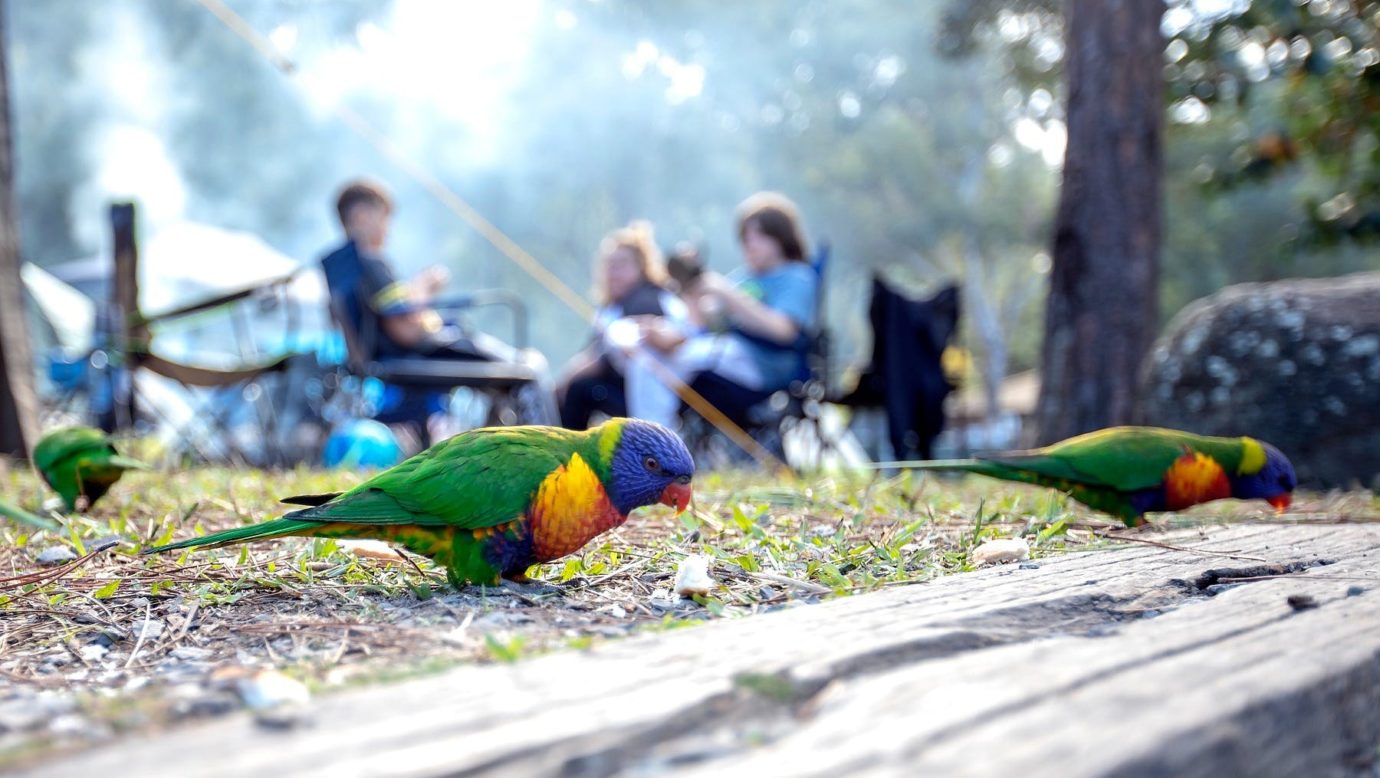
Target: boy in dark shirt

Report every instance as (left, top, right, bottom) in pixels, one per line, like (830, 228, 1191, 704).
(320, 179, 552, 423)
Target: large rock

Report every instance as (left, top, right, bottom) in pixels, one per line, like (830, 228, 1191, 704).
(1140, 272, 1380, 489)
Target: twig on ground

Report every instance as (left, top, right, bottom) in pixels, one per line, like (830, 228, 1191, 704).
(1094, 531, 1267, 562)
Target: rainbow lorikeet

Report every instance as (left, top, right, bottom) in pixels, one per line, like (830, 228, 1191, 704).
(145, 419, 694, 588)
(34, 426, 150, 512)
(889, 426, 1296, 527)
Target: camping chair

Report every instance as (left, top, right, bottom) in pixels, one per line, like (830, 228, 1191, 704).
(119, 272, 319, 467)
(835, 276, 961, 461)
(96, 203, 318, 466)
(325, 287, 541, 439)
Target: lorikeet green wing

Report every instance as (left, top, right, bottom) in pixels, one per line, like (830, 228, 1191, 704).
(977, 427, 1252, 492)
(287, 426, 586, 527)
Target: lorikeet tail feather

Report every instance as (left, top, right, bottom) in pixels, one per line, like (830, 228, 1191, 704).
(142, 518, 318, 554)
(872, 459, 1013, 477)
(0, 497, 60, 531)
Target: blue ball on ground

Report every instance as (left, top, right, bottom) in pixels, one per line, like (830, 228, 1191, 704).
(322, 419, 402, 469)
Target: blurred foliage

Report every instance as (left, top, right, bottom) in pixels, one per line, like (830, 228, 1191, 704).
(1165, 0, 1380, 244)
(939, 0, 1380, 323)
(7, 0, 1055, 386)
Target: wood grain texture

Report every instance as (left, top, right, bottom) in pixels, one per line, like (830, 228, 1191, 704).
(18, 524, 1380, 777)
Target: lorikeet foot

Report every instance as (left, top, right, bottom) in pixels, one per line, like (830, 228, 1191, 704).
(445, 568, 480, 591)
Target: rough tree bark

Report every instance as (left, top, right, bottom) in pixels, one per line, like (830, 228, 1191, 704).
(1035, 0, 1163, 444)
(0, 4, 38, 458)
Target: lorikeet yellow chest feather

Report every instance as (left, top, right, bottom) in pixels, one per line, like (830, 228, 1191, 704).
(529, 452, 625, 561)
(1162, 452, 1232, 510)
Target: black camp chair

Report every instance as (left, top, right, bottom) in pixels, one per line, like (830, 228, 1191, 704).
(325, 288, 542, 439)
(836, 276, 961, 461)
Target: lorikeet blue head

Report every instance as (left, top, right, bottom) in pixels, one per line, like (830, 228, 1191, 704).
(606, 419, 695, 516)
(1230, 441, 1296, 510)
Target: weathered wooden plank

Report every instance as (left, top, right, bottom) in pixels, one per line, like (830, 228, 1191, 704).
(17, 524, 1380, 778)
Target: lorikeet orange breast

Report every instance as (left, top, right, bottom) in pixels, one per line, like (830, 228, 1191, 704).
(889, 426, 1296, 527)
(145, 419, 694, 587)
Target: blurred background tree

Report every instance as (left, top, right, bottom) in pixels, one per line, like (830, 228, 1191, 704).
(8, 0, 1379, 434)
(0, 0, 37, 456)
(943, 0, 1380, 320)
(5, 0, 1057, 412)
(1035, 0, 1164, 443)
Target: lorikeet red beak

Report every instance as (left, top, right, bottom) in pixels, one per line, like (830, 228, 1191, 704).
(659, 482, 692, 513)
(1268, 493, 1291, 511)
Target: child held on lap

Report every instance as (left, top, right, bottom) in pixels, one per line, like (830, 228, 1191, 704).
(670, 192, 817, 426)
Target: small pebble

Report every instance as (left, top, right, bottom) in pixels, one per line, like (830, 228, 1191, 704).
(35, 547, 77, 565)
(1018, 562, 1040, 570)
(130, 619, 164, 640)
(235, 670, 312, 729)
(1286, 594, 1319, 611)
(170, 684, 238, 718)
(1346, 585, 1365, 598)
(48, 714, 107, 739)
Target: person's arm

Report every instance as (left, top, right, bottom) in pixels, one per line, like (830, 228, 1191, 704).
(409, 266, 449, 304)
(699, 272, 801, 345)
(638, 317, 687, 353)
(360, 256, 442, 348)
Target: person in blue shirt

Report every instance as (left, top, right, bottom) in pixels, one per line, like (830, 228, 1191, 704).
(673, 192, 817, 429)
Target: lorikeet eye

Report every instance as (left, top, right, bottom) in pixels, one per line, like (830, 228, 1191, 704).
(644, 456, 659, 472)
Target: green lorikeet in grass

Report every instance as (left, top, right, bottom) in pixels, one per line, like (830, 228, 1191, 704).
(0, 495, 59, 531)
(34, 426, 150, 512)
(145, 418, 694, 588)
(889, 426, 1296, 527)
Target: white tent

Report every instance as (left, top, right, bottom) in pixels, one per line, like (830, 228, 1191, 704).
(46, 220, 331, 366)
(21, 262, 95, 356)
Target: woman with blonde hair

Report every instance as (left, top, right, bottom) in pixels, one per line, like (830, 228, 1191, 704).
(556, 221, 689, 429)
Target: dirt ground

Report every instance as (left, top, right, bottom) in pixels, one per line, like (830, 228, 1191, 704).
(1, 459, 1368, 768)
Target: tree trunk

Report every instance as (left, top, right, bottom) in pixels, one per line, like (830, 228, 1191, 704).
(0, 4, 38, 458)
(1035, 0, 1163, 444)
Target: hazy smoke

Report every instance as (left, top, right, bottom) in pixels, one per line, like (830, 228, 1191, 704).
(8, 0, 1057, 371)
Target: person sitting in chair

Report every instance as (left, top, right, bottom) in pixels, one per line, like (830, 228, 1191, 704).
(556, 221, 690, 429)
(673, 192, 817, 429)
(319, 178, 553, 426)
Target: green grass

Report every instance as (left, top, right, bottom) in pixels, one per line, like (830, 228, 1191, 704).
(1, 455, 1354, 766)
